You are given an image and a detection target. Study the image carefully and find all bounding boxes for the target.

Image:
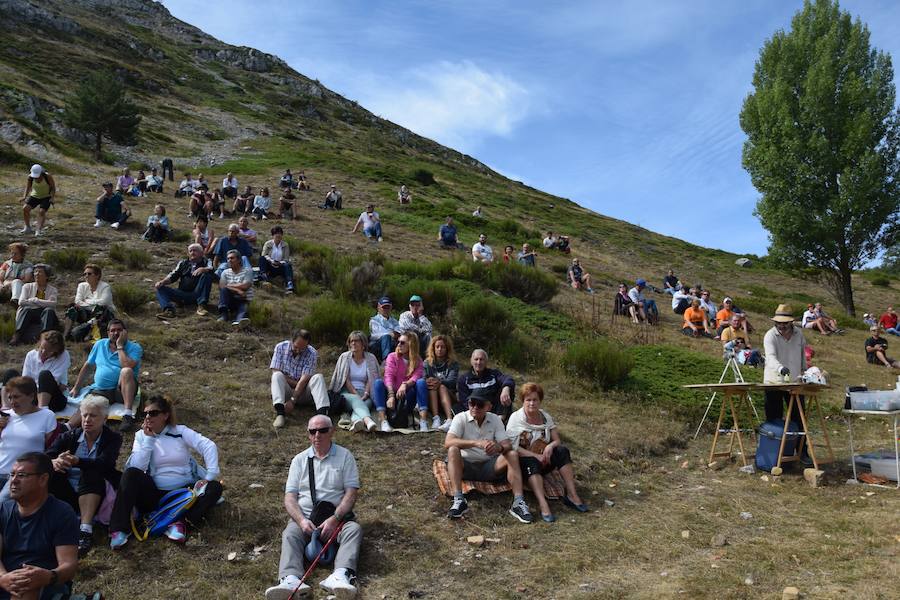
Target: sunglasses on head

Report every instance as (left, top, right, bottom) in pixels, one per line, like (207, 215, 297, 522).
(308, 426, 331, 435)
(141, 409, 163, 419)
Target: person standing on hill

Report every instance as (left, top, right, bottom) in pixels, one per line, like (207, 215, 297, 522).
(763, 304, 811, 462)
(20, 164, 55, 237)
(160, 157, 174, 181)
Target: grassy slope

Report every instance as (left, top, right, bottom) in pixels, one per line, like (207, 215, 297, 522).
(1, 2, 899, 598)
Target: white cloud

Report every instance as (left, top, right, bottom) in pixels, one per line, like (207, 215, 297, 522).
(361, 61, 532, 153)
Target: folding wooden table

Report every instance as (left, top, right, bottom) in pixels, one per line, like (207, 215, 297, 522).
(683, 382, 758, 466)
(757, 383, 834, 471)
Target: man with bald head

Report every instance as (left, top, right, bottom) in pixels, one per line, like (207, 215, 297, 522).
(456, 349, 515, 422)
(265, 415, 362, 599)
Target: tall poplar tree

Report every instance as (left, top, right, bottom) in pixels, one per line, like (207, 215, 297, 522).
(740, 0, 900, 315)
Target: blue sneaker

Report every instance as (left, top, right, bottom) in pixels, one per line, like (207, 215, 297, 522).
(110, 531, 129, 550)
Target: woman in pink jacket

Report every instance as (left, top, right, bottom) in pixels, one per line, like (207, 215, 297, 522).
(372, 333, 424, 432)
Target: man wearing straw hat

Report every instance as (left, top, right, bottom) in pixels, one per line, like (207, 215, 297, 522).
(763, 304, 811, 461)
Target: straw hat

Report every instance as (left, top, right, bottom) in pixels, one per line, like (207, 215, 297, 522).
(771, 304, 795, 323)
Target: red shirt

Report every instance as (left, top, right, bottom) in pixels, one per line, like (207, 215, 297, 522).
(880, 312, 898, 330)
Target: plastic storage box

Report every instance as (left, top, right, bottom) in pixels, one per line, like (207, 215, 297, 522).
(848, 390, 900, 411)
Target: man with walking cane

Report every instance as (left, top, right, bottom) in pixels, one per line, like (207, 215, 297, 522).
(265, 414, 362, 599)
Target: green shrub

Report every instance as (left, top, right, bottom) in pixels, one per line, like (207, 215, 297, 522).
(382, 277, 457, 318)
(482, 261, 558, 304)
(871, 275, 891, 287)
(453, 295, 514, 350)
(0, 312, 14, 341)
(550, 263, 569, 275)
(410, 168, 435, 186)
(494, 331, 545, 371)
(301, 297, 370, 346)
(43, 248, 90, 272)
(109, 244, 152, 270)
(112, 282, 152, 314)
(169, 230, 191, 244)
(248, 301, 273, 329)
(563, 339, 634, 389)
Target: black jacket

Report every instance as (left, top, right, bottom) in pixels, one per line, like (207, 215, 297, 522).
(47, 425, 123, 487)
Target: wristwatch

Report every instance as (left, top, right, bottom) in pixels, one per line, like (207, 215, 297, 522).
(48, 569, 58, 586)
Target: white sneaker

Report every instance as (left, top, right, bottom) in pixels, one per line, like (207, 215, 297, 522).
(431, 415, 442, 429)
(265, 575, 310, 600)
(20, 226, 33, 234)
(320, 571, 357, 598)
(273, 415, 286, 429)
(438, 419, 452, 432)
(419, 419, 429, 432)
(94, 219, 103, 227)
(33, 228, 42, 237)
(377, 236, 383, 242)
(111, 222, 120, 229)
(349, 419, 366, 433)
(380, 419, 393, 433)
(364, 416, 376, 432)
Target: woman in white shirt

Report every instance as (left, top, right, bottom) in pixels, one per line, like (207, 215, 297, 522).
(252, 187, 272, 220)
(108, 396, 222, 549)
(0, 376, 57, 502)
(11, 263, 59, 346)
(22, 330, 70, 412)
(64, 263, 115, 342)
(259, 226, 294, 292)
(328, 331, 380, 433)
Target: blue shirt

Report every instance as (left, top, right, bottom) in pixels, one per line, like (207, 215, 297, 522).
(103, 192, 125, 221)
(439, 224, 457, 245)
(87, 338, 142, 390)
(213, 237, 253, 263)
(369, 313, 399, 340)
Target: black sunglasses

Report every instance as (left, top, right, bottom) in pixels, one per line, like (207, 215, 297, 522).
(141, 409, 164, 419)
(308, 427, 331, 435)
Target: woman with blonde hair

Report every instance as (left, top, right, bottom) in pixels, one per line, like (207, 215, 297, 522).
(372, 333, 424, 432)
(416, 334, 459, 432)
(329, 330, 380, 433)
(507, 382, 587, 522)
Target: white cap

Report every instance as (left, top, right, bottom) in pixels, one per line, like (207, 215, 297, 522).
(29, 164, 43, 179)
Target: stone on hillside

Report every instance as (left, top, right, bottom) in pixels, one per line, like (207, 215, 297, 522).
(710, 534, 728, 547)
(782, 586, 800, 600)
(466, 535, 484, 547)
(0, 122, 22, 144)
(803, 468, 825, 488)
(735, 257, 752, 267)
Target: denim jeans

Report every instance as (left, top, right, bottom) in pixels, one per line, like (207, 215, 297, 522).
(373, 378, 426, 413)
(156, 274, 213, 309)
(218, 288, 248, 321)
(258, 256, 294, 289)
(364, 222, 382, 239)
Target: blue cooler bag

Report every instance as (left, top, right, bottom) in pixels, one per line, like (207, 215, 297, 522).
(755, 419, 800, 472)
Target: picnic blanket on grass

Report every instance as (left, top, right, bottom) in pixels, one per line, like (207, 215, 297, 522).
(432, 458, 565, 498)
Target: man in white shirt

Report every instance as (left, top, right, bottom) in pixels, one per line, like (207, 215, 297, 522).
(176, 172, 197, 198)
(443, 388, 533, 524)
(222, 173, 239, 200)
(217, 250, 253, 329)
(146, 168, 164, 193)
(471, 233, 493, 263)
(350, 204, 382, 242)
(265, 415, 362, 599)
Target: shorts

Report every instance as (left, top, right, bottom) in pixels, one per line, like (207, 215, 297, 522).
(90, 387, 124, 405)
(461, 456, 504, 482)
(803, 322, 817, 329)
(26, 196, 51, 210)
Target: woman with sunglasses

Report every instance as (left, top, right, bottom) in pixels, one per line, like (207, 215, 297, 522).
(613, 283, 640, 323)
(108, 396, 222, 549)
(63, 263, 115, 342)
(372, 333, 424, 432)
(47, 394, 122, 557)
(417, 334, 459, 432)
(330, 331, 380, 433)
(0, 376, 57, 502)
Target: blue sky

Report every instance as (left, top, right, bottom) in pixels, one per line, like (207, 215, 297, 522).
(161, 0, 900, 256)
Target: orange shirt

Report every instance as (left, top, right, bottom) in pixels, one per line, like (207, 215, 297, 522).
(716, 308, 734, 325)
(684, 307, 707, 328)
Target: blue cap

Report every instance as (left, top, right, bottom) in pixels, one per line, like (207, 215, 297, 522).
(378, 296, 392, 305)
(636, 278, 646, 286)
(409, 295, 423, 303)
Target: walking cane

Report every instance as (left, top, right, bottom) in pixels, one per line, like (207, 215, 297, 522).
(289, 521, 346, 599)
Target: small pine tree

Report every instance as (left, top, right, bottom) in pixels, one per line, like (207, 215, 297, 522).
(63, 71, 141, 158)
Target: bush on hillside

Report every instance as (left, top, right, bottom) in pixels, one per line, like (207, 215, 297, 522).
(0, 312, 13, 341)
(43, 248, 90, 272)
(563, 339, 634, 389)
(453, 295, 514, 350)
(410, 168, 435, 186)
(109, 244, 152, 270)
(871, 275, 891, 287)
(169, 230, 191, 244)
(301, 297, 370, 346)
(383, 277, 456, 318)
(248, 301, 274, 330)
(112, 282, 151, 314)
(494, 331, 545, 371)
